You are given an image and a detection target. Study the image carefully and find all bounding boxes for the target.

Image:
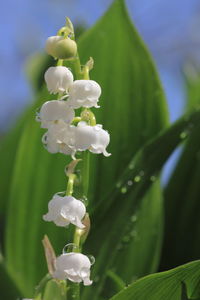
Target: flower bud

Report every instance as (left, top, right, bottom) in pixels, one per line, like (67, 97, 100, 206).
(68, 80, 101, 109)
(36, 100, 74, 128)
(43, 194, 86, 228)
(45, 36, 63, 57)
(53, 253, 93, 285)
(54, 38, 77, 59)
(44, 66, 74, 94)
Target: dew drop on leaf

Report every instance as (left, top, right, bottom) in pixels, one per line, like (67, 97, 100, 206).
(131, 215, 137, 222)
(134, 175, 141, 182)
(180, 131, 188, 139)
(121, 186, 127, 194)
(127, 180, 133, 186)
(150, 175, 156, 182)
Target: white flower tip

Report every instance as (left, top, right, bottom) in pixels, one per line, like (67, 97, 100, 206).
(43, 214, 48, 221)
(83, 278, 93, 286)
(72, 216, 85, 229)
(104, 150, 111, 157)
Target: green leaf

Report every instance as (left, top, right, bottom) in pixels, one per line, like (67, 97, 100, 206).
(77, 0, 168, 207)
(160, 70, 200, 271)
(109, 260, 200, 300)
(42, 280, 66, 300)
(4, 0, 169, 295)
(0, 260, 21, 299)
(82, 108, 200, 299)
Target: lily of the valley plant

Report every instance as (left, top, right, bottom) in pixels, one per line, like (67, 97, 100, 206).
(32, 18, 110, 300)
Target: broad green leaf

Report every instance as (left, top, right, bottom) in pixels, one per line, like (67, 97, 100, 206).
(77, 0, 168, 207)
(82, 108, 200, 299)
(0, 260, 21, 299)
(76, 0, 168, 293)
(4, 0, 169, 295)
(160, 71, 200, 270)
(109, 260, 200, 300)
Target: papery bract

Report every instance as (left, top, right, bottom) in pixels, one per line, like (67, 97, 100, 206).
(44, 66, 74, 94)
(53, 253, 92, 285)
(68, 80, 101, 108)
(43, 194, 86, 228)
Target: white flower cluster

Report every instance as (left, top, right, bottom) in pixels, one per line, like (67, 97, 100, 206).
(37, 33, 111, 287)
(36, 66, 110, 159)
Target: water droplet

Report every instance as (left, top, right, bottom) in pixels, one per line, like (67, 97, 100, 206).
(56, 191, 66, 197)
(80, 195, 88, 206)
(87, 255, 95, 265)
(134, 175, 141, 182)
(127, 180, 133, 186)
(150, 175, 156, 182)
(116, 181, 122, 188)
(180, 131, 188, 139)
(130, 230, 137, 237)
(122, 235, 130, 243)
(121, 186, 127, 194)
(129, 162, 135, 170)
(62, 243, 78, 254)
(131, 215, 137, 222)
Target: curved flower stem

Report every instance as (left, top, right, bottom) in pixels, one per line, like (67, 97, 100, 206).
(66, 174, 76, 196)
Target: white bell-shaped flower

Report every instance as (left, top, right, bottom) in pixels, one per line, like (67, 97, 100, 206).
(43, 194, 86, 228)
(73, 121, 97, 151)
(71, 122, 111, 156)
(36, 100, 74, 128)
(89, 124, 111, 157)
(68, 80, 101, 109)
(53, 253, 92, 285)
(42, 120, 75, 156)
(44, 66, 74, 94)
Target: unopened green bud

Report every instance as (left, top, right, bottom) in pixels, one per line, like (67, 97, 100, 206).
(54, 37, 77, 59)
(45, 35, 63, 57)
